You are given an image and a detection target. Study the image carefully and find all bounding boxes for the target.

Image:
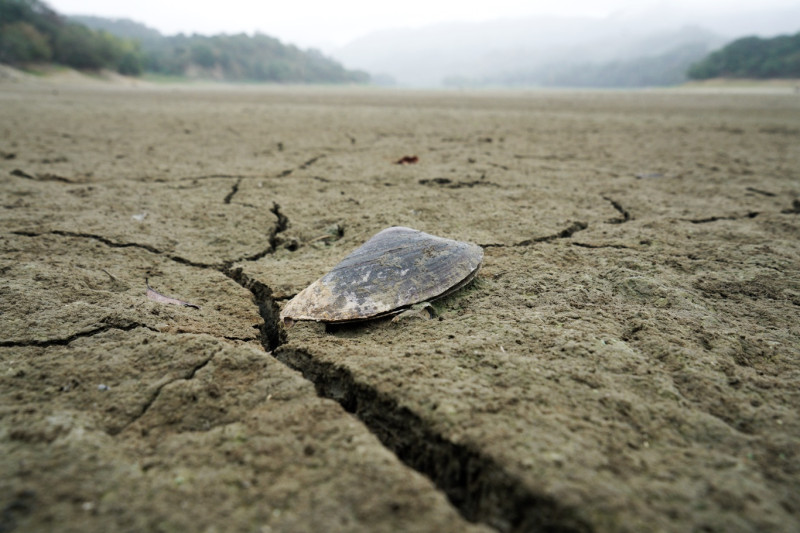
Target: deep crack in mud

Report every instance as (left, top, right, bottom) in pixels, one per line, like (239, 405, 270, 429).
(213, 201, 590, 530)
(223, 267, 286, 351)
(13, 188, 793, 531)
(272, 345, 591, 533)
(226, 242, 590, 532)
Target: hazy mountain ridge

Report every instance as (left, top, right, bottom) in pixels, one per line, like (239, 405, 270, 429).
(71, 14, 369, 83)
(0, 0, 144, 74)
(688, 31, 800, 79)
(69, 15, 164, 44)
(7, 1, 798, 87)
(0, 1, 367, 83)
(332, 5, 800, 87)
(477, 27, 724, 88)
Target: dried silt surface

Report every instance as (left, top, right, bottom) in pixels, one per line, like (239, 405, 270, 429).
(1, 79, 799, 533)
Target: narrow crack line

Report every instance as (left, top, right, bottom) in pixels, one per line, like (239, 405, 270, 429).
(480, 221, 589, 248)
(226, 246, 275, 266)
(683, 212, 759, 224)
(178, 174, 256, 181)
(0, 322, 147, 348)
(745, 187, 776, 197)
(11, 221, 287, 274)
(222, 335, 260, 343)
(572, 242, 633, 250)
(514, 220, 589, 246)
(223, 178, 242, 204)
(275, 347, 591, 533)
(274, 154, 326, 179)
(10, 169, 35, 179)
(11, 230, 217, 269)
(602, 196, 631, 224)
(114, 353, 217, 435)
(11, 168, 74, 183)
(143, 329, 260, 346)
(782, 199, 800, 214)
(162, 254, 216, 269)
(270, 202, 289, 234)
(185, 354, 215, 381)
(12, 229, 162, 255)
(299, 154, 325, 170)
(419, 177, 501, 189)
(265, 202, 290, 254)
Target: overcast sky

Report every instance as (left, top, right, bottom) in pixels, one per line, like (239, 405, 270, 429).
(46, 0, 799, 50)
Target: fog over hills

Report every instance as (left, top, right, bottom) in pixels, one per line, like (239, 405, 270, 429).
(330, 4, 800, 87)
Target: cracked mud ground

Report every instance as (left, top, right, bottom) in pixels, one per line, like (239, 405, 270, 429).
(1, 81, 799, 533)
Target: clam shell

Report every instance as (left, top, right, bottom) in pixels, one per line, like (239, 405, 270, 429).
(280, 226, 483, 323)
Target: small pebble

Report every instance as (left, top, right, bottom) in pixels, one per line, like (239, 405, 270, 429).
(98, 384, 109, 391)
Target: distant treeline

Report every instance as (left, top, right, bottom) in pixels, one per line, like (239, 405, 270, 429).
(689, 31, 800, 79)
(443, 42, 713, 89)
(0, 0, 143, 74)
(0, 0, 368, 83)
(73, 16, 369, 83)
(477, 42, 711, 89)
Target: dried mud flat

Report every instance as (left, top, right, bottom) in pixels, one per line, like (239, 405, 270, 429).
(1, 79, 799, 533)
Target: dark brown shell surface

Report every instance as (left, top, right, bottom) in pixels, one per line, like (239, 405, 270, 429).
(280, 226, 483, 323)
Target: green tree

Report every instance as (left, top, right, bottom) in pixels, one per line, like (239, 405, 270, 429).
(1, 0, 368, 82)
(52, 23, 104, 69)
(0, 21, 51, 62)
(0, 0, 61, 40)
(190, 42, 215, 68)
(688, 31, 800, 79)
(116, 42, 142, 75)
(0, 0, 146, 75)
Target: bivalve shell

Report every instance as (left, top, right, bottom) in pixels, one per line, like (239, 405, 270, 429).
(280, 226, 483, 324)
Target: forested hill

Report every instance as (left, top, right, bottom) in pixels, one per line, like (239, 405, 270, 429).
(0, 0, 369, 83)
(72, 15, 369, 83)
(0, 0, 143, 74)
(70, 15, 164, 44)
(688, 31, 800, 79)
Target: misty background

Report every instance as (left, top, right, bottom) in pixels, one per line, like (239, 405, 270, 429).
(328, 3, 800, 87)
(6, 0, 800, 87)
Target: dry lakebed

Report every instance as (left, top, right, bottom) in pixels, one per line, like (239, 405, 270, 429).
(1, 77, 799, 532)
